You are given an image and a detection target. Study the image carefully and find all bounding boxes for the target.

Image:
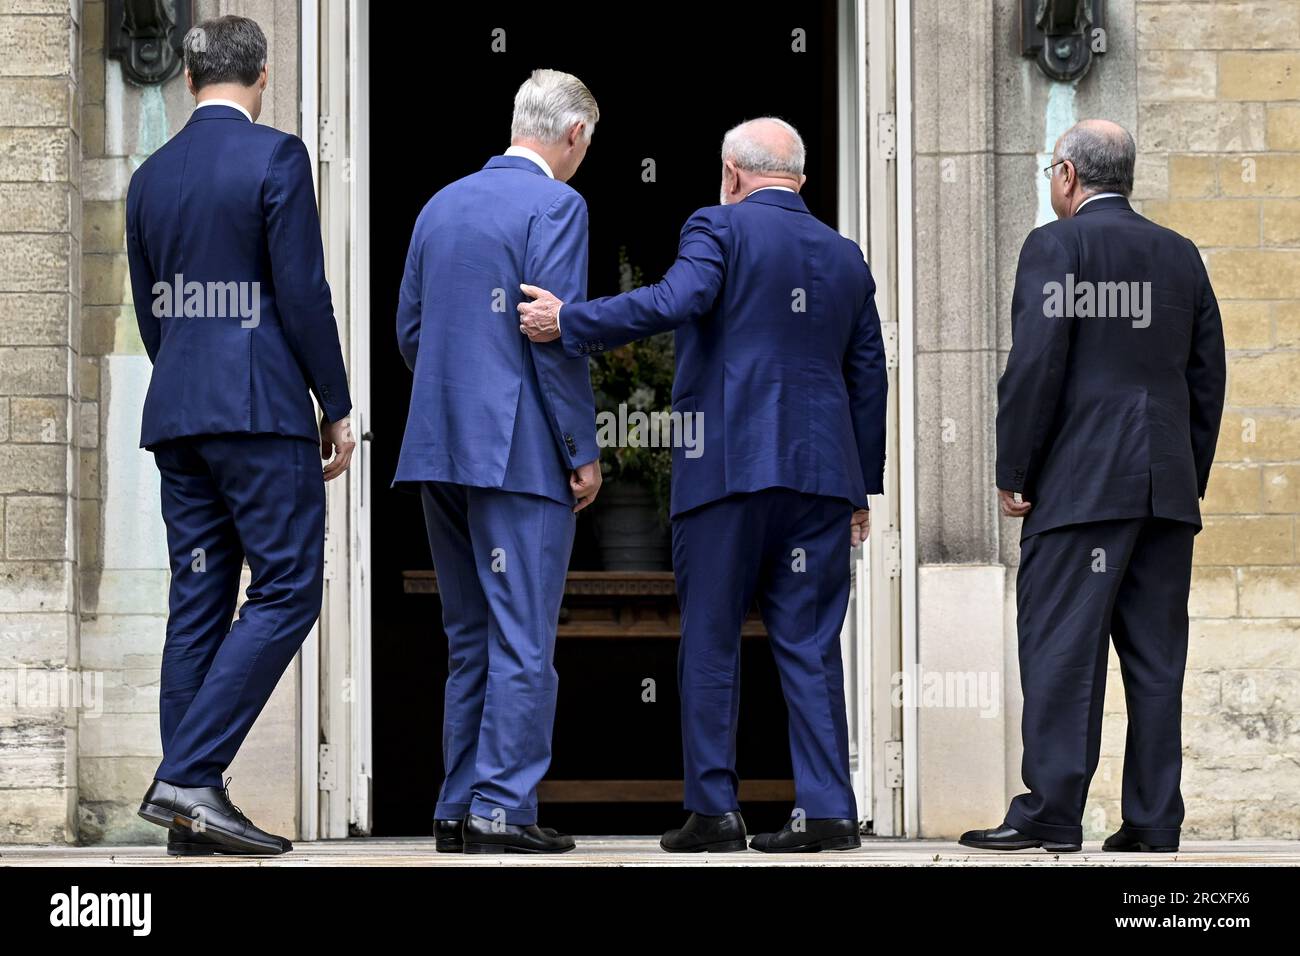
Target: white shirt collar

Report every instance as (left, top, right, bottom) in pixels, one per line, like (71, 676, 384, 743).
(195, 98, 253, 123)
(1077, 191, 1124, 210)
(504, 145, 555, 179)
(749, 185, 797, 195)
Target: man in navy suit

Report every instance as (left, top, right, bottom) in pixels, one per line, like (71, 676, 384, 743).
(521, 118, 888, 852)
(961, 120, 1226, 853)
(393, 69, 601, 854)
(126, 16, 354, 855)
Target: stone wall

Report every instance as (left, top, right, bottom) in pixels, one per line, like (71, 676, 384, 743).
(1120, 0, 1300, 838)
(0, 0, 82, 844)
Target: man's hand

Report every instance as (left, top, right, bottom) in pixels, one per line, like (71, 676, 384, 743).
(570, 459, 602, 513)
(518, 283, 563, 342)
(998, 488, 1032, 518)
(851, 508, 871, 547)
(321, 413, 357, 481)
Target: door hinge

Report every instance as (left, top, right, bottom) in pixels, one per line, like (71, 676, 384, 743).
(318, 743, 337, 791)
(877, 113, 897, 161)
(881, 529, 901, 580)
(319, 114, 338, 162)
(882, 320, 899, 371)
(884, 739, 904, 789)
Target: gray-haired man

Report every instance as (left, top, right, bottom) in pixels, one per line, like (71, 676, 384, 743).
(962, 120, 1226, 853)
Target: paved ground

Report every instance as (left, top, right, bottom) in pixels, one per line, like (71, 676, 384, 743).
(2, 838, 1297, 866)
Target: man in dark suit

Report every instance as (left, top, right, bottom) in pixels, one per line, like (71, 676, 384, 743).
(126, 16, 354, 855)
(520, 118, 888, 853)
(393, 69, 601, 854)
(961, 120, 1226, 853)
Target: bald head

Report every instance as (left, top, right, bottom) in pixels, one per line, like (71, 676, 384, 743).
(719, 117, 807, 205)
(1053, 119, 1136, 196)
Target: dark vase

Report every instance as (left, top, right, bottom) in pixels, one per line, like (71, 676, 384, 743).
(592, 479, 671, 571)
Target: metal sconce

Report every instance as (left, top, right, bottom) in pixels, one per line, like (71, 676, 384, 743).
(106, 0, 192, 86)
(1021, 0, 1108, 82)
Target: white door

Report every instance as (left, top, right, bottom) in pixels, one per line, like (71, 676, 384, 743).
(301, 0, 373, 840)
(838, 0, 907, 837)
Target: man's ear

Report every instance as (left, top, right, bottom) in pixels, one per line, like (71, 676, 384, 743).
(259, 64, 269, 91)
(185, 69, 196, 96)
(569, 121, 585, 149)
(724, 159, 739, 195)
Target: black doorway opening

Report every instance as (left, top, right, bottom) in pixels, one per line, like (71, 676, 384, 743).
(368, 3, 842, 836)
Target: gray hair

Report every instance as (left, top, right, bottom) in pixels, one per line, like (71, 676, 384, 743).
(511, 69, 599, 145)
(1057, 121, 1136, 196)
(183, 15, 267, 90)
(721, 117, 806, 176)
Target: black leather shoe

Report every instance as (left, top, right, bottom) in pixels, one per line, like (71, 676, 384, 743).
(1103, 828, 1178, 853)
(166, 825, 292, 856)
(462, 813, 575, 854)
(750, 817, 861, 853)
(139, 778, 292, 855)
(958, 823, 1080, 853)
(660, 812, 748, 852)
(434, 819, 463, 853)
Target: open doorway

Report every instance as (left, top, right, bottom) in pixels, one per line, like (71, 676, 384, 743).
(367, 2, 848, 836)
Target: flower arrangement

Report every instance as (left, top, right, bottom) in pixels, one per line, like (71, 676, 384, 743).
(587, 246, 675, 520)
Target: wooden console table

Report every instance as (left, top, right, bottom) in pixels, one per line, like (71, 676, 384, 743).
(402, 569, 790, 803)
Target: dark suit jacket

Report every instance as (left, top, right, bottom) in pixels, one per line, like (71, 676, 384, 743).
(558, 189, 888, 518)
(392, 156, 598, 505)
(996, 195, 1226, 537)
(126, 104, 351, 448)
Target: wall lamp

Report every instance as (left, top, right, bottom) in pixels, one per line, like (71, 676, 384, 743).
(106, 0, 193, 86)
(1021, 0, 1108, 82)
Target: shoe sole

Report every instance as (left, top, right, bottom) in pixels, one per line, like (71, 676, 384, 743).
(659, 838, 749, 853)
(139, 802, 288, 856)
(463, 842, 576, 854)
(751, 834, 862, 853)
(1104, 844, 1178, 853)
(958, 838, 1081, 853)
(166, 843, 223, 857)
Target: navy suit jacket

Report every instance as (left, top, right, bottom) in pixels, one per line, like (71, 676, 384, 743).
(393, 156, 598, 504)
(558, 189, 888, 518)
(996, 196, 1227, 537)
(126, 104, 352, 448)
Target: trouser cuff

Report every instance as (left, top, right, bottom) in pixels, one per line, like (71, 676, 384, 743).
(469, 797, 537, 826)
(1005, 805, 1082, 844)
(1120, 822, 1180, 843)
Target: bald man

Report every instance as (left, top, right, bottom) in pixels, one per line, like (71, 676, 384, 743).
(962, 120, 1226, 852)
(520, 117, 887, 853)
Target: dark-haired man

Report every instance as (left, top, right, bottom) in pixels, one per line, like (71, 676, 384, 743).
(126, 15, 354, 856)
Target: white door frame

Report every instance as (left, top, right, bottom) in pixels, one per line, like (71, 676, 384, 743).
(839, 0, 910, 838)
(893, 0, 919, 838)
(299, 0, 373, 840)
(299, 0, 911, 840)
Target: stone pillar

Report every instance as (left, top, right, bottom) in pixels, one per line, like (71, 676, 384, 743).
(0, 0, 82, 844)
(75, 0, 303, 843)
(908, 0, 1138, 836)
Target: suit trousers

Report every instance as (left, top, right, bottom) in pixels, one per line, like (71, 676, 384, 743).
(152, 434, 326, 788)
(673, 488, 857, 820)
(421, 481, 576, 826)
(1007, 516, 1196, 845)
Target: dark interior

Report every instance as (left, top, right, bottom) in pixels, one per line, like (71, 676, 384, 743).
(367, 2, 842, 835)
